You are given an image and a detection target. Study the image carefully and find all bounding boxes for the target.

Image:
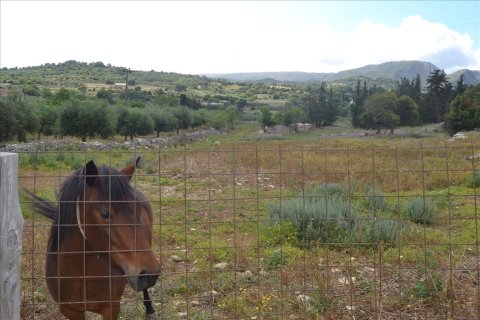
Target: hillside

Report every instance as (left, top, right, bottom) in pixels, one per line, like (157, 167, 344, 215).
(205, 61, 479, 85)
(2, 60, 479, 93)
(447, 69, 480, 85)
(0, 60, 214, 90)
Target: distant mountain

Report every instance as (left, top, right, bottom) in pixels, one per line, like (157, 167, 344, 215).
(324, 61, 438, 82)
(204, 71, 332, 83)
(205, 61, 479, 85)
(447, 69, 480, 86)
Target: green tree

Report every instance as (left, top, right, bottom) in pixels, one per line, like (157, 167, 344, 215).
(191, 109, 207, 129)
(52, 87, 76, 105)
(116, 108, 154, 141)
(302, 83, 327, 127)
(129, 100, 145, 108)
(413, 74, 422, 106)
(396, 95, 420, 126)
(40, 87, 53, 99)
(274, 107, 306, 127)
(175, 82, 187, 92)
(351, 80, 370, 127)
(395, 75, 421, 106)
(0, 99, 17, 142)
(172, 106, 192, 134)
(324, 86, 338, 125)
(4, 93, 40, 142)
(59, 99, 115, 142)
(423, 69, 452, 123)
(445, 84, 480, 135)
(154, 92, 178, 107)
(147, 108, 177, 137)
(223, 107, 240, 130)
(236, 98, 247, 111)
(454, 74, 468, 97)
(22, 84, 41, 96)
(207, 108, 240, 130)
(260, 106, 275, 128)
(96, 88, 115, 104)
(37, 102, 59, 139)
(360, 92, 399, 134)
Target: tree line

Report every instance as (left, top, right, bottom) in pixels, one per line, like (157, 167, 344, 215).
(351, 69, 476, 134)
(259, 82, 351, 129)
(257, 69, 478, 135)
(352, 69, 474, 133)
(0, 86, 240, 143)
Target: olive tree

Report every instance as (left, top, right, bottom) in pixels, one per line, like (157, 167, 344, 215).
(116, 108, 154, 141)
(360, 92, 399, 134)
(59, 99, 115, 141)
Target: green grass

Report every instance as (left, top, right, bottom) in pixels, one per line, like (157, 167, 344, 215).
(18, 123, 480, 319)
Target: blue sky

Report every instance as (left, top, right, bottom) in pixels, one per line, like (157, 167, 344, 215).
(1, 1, 479, 74)
(283, 1, 479, 39)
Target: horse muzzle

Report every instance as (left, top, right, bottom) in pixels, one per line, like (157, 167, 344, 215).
(126, 267, 160, 291)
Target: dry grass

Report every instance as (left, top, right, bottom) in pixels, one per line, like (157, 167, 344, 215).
(18, 129, 480, 319)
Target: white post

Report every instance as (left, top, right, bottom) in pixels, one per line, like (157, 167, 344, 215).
(0, 153, 23, 320)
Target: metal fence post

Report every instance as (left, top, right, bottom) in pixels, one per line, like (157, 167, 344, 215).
(0, 153, 23, 320)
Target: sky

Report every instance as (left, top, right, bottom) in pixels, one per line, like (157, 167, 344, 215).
(1, 1, 479, 75)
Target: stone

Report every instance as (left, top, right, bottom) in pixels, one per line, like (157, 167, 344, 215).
(214, 262, 228, 270)
(170, 255, 183, 262)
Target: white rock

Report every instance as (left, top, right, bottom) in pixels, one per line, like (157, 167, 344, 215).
(191, 300, 200, 307)
(214, 262, 228, 270)
(238, 270, 253, 279)
(170, 255, 183, 262)
(296, 294, 310, 304)
(448, 132, 467, 141)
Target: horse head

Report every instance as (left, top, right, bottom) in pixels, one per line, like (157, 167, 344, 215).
(76, 158, 161, 291)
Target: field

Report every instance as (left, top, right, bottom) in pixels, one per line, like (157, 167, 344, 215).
(18, 122, 480, 319)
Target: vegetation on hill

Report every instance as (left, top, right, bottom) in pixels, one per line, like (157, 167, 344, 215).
(0, 60, 479, 143)
(206, 60, 479, 85)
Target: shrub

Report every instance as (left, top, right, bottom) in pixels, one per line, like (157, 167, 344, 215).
(365, 183, 388, 212)
(467, 171, 480, 188)
(368, 219, 400, 245)
(269, 183, 402, 247)
(445, 85, 480, 135)
(269, 184, 360, 246)
(304, 183, 347, 198)
(405, 197, 436, 225)
(267, 249, 288, 269)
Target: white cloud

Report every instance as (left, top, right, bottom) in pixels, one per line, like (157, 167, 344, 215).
(337, 15, 479, 72)
(1, 2, 478, 74)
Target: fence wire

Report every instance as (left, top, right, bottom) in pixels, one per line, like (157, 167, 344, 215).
(18, 143, 479, 319)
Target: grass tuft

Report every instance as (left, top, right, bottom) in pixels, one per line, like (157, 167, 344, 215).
(404, 197, 437, 225)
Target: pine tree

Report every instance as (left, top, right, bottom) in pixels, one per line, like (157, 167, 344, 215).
(454, 74, 468, 97)
(351, 80, 363, 127)
(424, 69, 451, 123)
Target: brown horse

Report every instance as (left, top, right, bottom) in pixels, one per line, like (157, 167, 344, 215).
(28, 158, 161, 319)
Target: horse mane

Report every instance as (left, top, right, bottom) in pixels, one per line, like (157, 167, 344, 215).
(48, 166, 135, 252)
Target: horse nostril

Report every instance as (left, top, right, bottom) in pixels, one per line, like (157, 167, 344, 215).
(138, 269, 159, 290)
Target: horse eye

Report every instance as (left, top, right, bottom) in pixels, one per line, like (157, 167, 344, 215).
(100, 210, 111, 220)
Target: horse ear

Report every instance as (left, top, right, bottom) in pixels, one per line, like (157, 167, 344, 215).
(121, 157, 141, 180)
(84, 160, 99, 187)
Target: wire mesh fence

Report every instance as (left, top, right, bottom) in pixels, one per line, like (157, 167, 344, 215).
(17, 142, 479, 319)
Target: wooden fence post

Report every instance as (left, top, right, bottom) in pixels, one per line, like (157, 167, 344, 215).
(0, 153, 23, 320)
